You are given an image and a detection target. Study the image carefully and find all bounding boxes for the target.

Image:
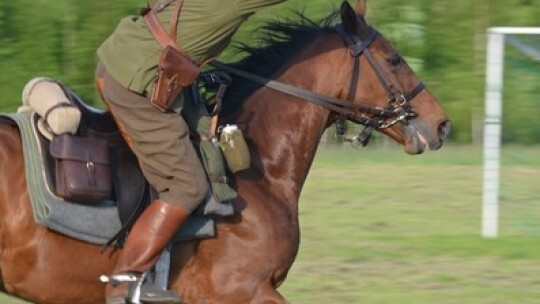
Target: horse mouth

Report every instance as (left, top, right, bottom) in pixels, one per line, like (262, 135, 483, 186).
(404, 127, 427, 154)
(403, 122, 442, 155)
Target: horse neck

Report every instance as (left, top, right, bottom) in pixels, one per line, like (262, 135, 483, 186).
(235, 40, 350, 208)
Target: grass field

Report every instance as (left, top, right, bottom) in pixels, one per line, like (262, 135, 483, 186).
(2, 144, 539, 303)
(279, 144, 540, 303)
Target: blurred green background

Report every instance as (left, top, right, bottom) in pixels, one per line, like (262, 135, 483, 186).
(1, 0, 540, 143)
(1, 0, 540, 303)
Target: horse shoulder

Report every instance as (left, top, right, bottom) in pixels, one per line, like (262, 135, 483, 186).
(168, 180, 300, 303)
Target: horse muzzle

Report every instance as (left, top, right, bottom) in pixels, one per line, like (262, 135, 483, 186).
(403, 119, 451, 154)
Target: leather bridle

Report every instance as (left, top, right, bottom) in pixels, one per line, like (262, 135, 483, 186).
(208, 22, 425, 146)
(333, 23, 425, 146)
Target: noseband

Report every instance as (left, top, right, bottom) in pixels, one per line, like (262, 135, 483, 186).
(208, 22, 425, 147)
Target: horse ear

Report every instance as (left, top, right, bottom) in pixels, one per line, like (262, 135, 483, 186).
(355, 0, 367, 17)
(340, 1, 359, 33)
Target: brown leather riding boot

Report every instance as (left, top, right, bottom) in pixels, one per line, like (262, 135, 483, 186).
(105, 200, 190, 304)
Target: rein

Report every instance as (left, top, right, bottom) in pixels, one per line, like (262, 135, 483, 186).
(209, 22, 425, 146)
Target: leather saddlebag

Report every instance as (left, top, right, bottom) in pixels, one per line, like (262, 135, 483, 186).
(150, 45, 200, 112)
(49, 134, 112, 203)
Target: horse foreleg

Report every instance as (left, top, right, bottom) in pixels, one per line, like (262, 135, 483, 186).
(185, 283, 288, 304)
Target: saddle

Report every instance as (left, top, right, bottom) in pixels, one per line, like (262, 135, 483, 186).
(35, 85, 232, 246)
(40, 88, 150, 245)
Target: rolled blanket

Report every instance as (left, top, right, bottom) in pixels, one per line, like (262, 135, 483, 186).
(20, 77, 81, 140)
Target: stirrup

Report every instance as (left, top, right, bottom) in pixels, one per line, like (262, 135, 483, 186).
(101, 273, 144, 304)
(101, 273, 182, 304)
(100, 274, 140, 286)
(138, 284, 182, 304)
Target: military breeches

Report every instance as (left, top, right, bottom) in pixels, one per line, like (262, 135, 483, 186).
(96, 65, 207, 211)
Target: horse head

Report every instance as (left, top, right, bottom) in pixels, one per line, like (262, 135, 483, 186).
(337, 1, 451, 154)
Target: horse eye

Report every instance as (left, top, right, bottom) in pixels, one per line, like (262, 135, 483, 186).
(387, 54, 404, 66)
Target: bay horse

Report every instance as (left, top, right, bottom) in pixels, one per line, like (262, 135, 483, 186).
(0, 2, 450, 303)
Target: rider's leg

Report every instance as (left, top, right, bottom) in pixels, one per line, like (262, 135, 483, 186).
(97, 66, 207, 303)
(105, 200, 191, 304)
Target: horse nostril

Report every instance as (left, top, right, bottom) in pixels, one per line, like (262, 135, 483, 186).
(438, 120, 451, 142)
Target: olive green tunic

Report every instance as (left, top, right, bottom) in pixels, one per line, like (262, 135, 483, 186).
(98, 0, 286, 95)
(97, 0, 284, 209)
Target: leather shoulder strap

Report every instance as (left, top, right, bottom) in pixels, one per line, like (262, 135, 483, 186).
(144, 0, 186, 53)
(168, 0, 182, 40)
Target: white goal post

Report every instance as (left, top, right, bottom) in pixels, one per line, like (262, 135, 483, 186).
(482, 27, 540, 238)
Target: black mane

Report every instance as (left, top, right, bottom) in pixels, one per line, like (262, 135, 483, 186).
(220, 11, 338, 116)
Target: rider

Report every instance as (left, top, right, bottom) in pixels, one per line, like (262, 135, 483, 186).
(95, 0, 285, 303)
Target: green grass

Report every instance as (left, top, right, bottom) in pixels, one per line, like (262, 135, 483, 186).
(279, 144, 540, 304)
(2, 144, 539, 303)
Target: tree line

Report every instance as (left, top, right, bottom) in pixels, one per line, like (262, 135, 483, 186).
(1, 0, 539, 143)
